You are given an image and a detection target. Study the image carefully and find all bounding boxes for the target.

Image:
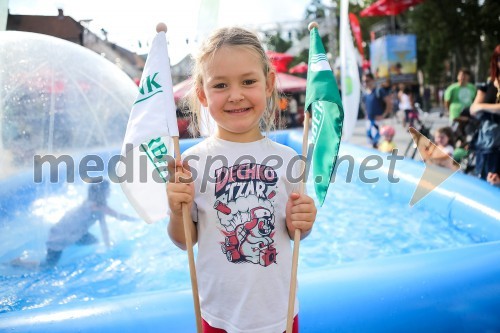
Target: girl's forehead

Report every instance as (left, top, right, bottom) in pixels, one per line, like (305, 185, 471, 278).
(204, 45, 262, 70)
(214, 44, 260, 57)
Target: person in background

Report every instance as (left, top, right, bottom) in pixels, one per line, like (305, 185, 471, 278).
(434, 126, 456, 157)
(278, 96, 288, 128)
(287, 96, 298, 128)
(470, 44, 500, 185)
(391, 84, 400, 121)
(362, 73, 392, 148)
(438, 87, 444, 107)
(421, 126, 457, 170)
(398, 84, 414, 128)
(423, 86, 432, 112)
(378, 125, 396, 153)
(11, 179, 136, 268)
(444, 68, 477, 123)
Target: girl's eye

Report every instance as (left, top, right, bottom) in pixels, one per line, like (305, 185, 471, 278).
(213, 83, 227, 89)
(243, 79, 256, 85)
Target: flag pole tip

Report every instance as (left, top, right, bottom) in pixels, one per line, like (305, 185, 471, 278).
(156, 22, 168, 33)
(308, 22, 319, 31)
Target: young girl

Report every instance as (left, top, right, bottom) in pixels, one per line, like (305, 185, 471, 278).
(378, 125, 396, 153)
(167, 27, 317, 333)
(422, 126, 457, 169)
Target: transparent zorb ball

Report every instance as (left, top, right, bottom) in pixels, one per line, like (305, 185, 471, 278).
(0, 31, 137, 177)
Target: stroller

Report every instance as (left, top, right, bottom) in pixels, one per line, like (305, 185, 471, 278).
(404, 103, 433, 159)
(450, 107, 481, 174)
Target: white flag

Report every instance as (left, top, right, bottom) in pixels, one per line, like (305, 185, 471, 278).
(118, 31, 179, 223)
(340, 0, 361, 142)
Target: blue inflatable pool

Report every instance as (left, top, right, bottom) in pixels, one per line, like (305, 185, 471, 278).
(1, 130, 499, 332)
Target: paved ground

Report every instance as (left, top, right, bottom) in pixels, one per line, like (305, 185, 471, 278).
(348, 107, 449, 159)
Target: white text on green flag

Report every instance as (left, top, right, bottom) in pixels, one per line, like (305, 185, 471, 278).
(305, 26, 344, 206)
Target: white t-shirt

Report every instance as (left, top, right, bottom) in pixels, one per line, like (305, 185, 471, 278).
(399, 93, 412, 111)
(182, 136, 301, 333)
(441, 144, 454, 156)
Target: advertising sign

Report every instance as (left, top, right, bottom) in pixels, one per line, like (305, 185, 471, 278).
(370, 34, 417, 84)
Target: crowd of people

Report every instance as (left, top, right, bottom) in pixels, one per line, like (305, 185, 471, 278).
(360, 44, 499, 187)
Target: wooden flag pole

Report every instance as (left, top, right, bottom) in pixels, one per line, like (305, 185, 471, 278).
(286, 111, 311, 333)
(172, 136, 202, 333)
(159, 22, 201, 333)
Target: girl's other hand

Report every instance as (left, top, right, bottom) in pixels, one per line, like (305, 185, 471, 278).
(285, 192, 317, 238)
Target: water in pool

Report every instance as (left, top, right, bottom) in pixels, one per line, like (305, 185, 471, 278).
(0, 179, 478, 314)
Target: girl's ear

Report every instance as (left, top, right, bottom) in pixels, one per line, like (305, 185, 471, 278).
(196, 86, 208, 107)
(265, 71, 276, 97)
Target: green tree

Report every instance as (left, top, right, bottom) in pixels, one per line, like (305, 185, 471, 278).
(287, 0, 333, 68)
(266, 31, 292, 53)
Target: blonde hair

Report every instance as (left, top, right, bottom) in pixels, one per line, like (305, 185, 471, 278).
(185, 26, 281, 137)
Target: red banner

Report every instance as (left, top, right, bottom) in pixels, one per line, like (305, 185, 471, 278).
(348, 13, 364, 60)
(265, 50, 294, 73)
(360, 0, 425, 17)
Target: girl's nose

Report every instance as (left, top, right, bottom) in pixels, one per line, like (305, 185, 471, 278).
(228, 88, 244, 102)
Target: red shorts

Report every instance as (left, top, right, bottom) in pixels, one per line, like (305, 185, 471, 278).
(202, 316, 299, 333)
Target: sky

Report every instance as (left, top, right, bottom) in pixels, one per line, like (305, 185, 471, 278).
(8, 0, 320, 64)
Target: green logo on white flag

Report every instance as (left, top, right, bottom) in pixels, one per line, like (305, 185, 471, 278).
(135, 72, 163, 105)
(140, 137, 170, 182)
(345, 76, 353, 95)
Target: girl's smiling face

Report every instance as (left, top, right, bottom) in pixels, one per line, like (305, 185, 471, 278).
(197, 45, 275, 142)
(434, 131, 449, 147)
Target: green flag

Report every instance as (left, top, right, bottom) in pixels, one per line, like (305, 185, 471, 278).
(305, 26, 344, 206)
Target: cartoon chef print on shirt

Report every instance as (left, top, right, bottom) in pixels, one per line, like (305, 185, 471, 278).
(214, 163, 278, 267)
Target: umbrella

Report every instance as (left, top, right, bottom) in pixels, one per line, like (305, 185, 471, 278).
(289, 62, 308, 74)
(173, 78, 194, 103)
(275, 72, 307, 93)
(173, 73, 307, 103)
(360, 0, 424, 17)
(266, 50, 294, 73)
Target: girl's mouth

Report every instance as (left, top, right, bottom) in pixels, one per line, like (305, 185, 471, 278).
(225, 108, 251, 113)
